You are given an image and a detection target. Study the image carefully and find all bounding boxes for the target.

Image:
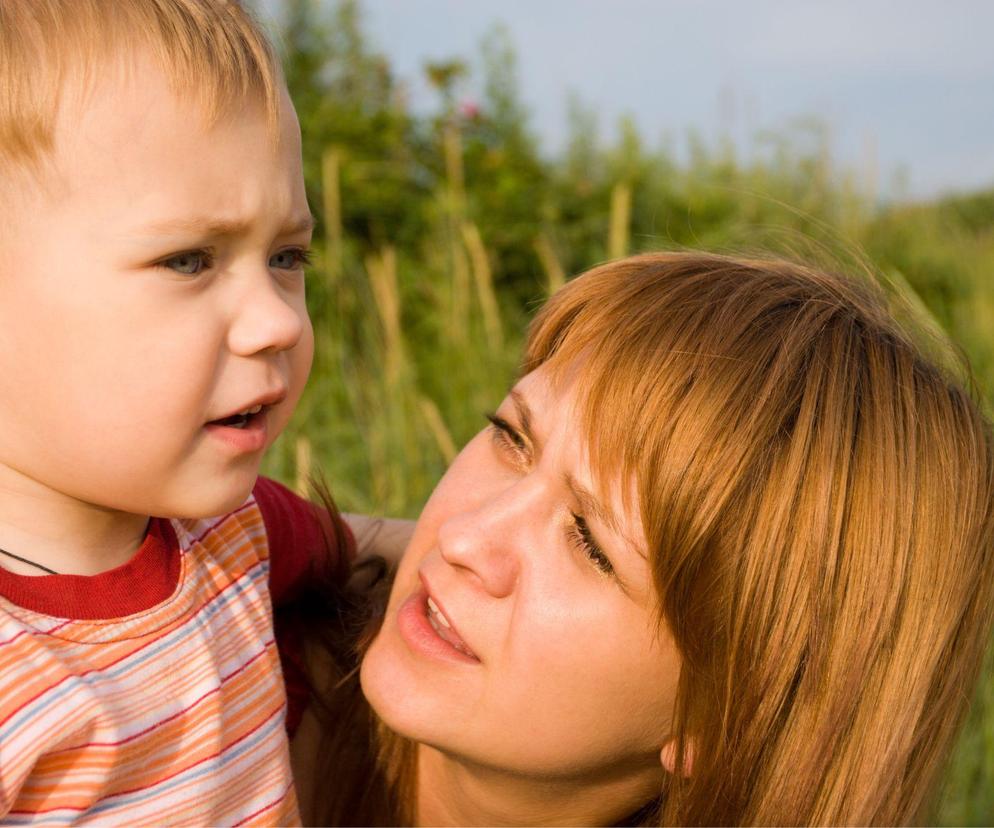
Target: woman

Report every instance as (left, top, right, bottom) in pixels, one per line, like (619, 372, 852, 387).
(290, 251, 994, 825)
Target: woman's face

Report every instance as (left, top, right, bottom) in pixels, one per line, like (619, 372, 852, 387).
(361, 365, 681, 778)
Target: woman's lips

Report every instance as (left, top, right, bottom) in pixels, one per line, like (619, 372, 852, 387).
(397, 587, 480, 664)
(425, 595, 477, 657)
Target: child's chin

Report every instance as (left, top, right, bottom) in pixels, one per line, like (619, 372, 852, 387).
(171, 477, 258, 520)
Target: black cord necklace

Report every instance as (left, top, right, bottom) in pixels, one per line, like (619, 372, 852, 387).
(0, 547, 58, 575)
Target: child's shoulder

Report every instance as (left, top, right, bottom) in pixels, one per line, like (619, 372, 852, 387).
(170, 476, 317, 551)
(172, 476, 352, 605)
(171, 485, 266, 553)
(169, 496, 262, 577)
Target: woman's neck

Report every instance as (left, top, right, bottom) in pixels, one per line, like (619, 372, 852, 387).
(414, 744, 663, 827)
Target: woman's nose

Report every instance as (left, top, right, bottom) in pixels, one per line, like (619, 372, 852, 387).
(436, 490, 528, 599)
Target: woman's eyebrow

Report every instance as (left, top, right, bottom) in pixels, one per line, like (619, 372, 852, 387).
(564, 472, 647, 561)
(510, 389, 536, 446)
(564, 472, 619, 535)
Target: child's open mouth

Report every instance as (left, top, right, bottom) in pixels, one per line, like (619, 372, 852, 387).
(205, 404, 269, 452)
(209, 404, 264, 429)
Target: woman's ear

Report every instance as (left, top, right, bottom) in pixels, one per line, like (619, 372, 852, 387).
(659, 737, 694, 777)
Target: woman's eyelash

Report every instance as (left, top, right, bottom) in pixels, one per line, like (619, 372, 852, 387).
(485, 413, 527, 453)
(570, 513, 614, 575)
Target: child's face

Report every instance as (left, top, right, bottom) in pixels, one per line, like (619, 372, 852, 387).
(0, 63, 314, 519)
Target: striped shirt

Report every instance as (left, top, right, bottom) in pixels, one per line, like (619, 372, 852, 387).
(0, 477, 343, 826)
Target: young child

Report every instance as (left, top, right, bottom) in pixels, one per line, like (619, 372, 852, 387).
(0, 1, 351, 823)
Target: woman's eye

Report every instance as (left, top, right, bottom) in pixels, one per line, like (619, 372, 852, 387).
(160, 250, 213, 275)
(570, 513, 614, 576)
(269, 247, 313, 271)
(485, 413, 528, 459)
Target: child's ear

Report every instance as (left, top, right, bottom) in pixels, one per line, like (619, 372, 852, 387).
(659, 737, 694, 777)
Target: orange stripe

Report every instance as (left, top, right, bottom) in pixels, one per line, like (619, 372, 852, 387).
(20, 650, 282, 795)
(0, 501, 298, 825)
(0, 584, 272, 762)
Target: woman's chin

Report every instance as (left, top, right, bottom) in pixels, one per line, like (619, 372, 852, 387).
(358, 633, 393, 710)
(361, 633, 435, 743)
(360, 622, 477, 748)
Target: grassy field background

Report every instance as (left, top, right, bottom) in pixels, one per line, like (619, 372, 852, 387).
(259, 2, 994, 821)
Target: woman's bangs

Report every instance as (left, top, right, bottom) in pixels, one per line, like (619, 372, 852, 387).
(525, 267, 714, 584)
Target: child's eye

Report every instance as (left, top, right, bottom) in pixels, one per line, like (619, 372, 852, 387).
(159, 250, 213, 275)
(569, 513, 614, 576)
(269, 247, 313, 271)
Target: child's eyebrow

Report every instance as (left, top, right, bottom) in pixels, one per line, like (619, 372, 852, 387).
(137, 213, 316, 238)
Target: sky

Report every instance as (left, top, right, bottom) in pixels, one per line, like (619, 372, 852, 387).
(262, 1, 994, 202)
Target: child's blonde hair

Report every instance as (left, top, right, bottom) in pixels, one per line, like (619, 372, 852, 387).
(0, 0, 281, 173)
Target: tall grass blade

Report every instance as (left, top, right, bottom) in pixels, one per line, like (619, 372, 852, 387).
(365, 246, 405, 384)
(418, 395, 458, 464)
(608, 181, 632, 259)
(443, 123, 465, 218)
(534, 233, 566, 295)
(462, 222, 504, 351)
(294, 435, 312, 497)
(321, 146, 343, 285)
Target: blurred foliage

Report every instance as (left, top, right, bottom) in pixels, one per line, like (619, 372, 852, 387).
(259, 1, 994, 822)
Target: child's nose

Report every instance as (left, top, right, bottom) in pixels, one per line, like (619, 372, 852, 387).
(228, 272, 306, 356)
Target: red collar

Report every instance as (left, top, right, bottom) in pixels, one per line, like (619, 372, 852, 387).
(0, 519, 181, 620)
